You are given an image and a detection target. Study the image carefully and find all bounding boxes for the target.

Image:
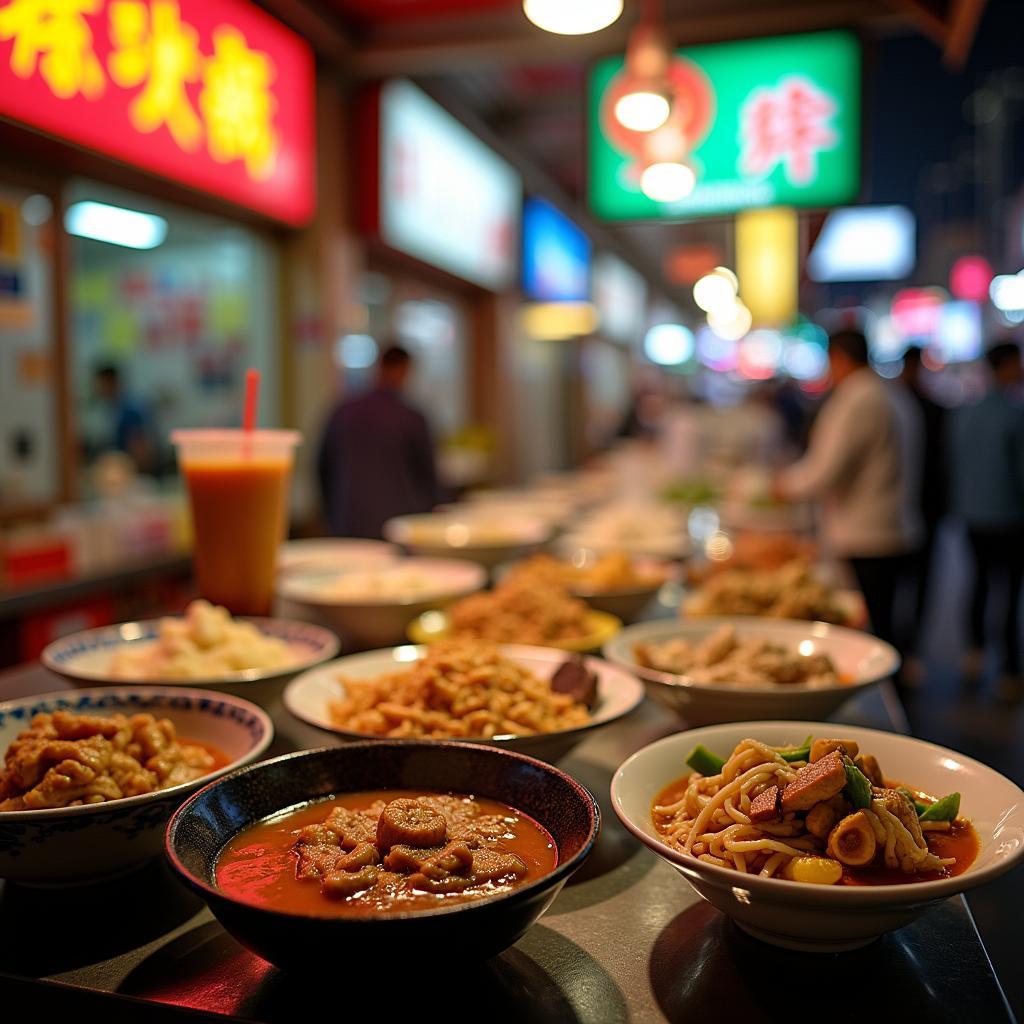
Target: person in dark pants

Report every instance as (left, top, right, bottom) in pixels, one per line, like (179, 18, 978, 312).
(899, 346, 948, 675)
(950, 341, 1024, 696)
(316, 345, 439, 539)
(776, 330, 922, 654)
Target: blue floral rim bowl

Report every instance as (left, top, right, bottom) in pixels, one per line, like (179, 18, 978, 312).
(40, 617, 340, 707)
(0, 687, 274, 885)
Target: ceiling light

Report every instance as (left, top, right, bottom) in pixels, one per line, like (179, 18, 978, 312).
(65, 201, 168, 249)
(523, 0, 622, 35)
(707, 301, 752, 342)
(640, 161, 695, 202)
(614, 90, 671, 132)
(692, 268, 738, 312)
(643, 323, 694, 365)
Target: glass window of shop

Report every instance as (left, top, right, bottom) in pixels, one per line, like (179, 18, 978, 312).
(0, 183, 60, 511)
(66, 180, 279, 493)
(340, 270, 469, 442)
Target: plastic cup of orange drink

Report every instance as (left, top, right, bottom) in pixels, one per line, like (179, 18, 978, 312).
(172, 429, 301, 616)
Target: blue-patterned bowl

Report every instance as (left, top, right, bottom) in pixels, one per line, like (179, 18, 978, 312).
(0, 687, 273, 885)
(41, 617, 340, 707)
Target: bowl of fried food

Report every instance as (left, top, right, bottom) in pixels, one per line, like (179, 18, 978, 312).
(612, 722, 1024, 951)
(42, 599, 339, 706)
(604, 617, 898, 724)
(0, 686, 272, 884)
(284, 638, 644, 763)
(166, 741, 600, 970)
(684, 560, 864, 627)
(501, 552, 673, 624)
(406, 576, 622, 653)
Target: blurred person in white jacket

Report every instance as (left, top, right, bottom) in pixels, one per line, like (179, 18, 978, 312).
(776, 329, 923, 652)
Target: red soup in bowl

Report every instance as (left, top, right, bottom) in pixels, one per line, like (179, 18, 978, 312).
(216, 789, 558, 916)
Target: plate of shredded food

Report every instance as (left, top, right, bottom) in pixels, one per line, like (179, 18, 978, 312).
(683, 559, 866, 627)
(42, 599, 339, 703)
(406, 576, 622, 652)
(499, 552, 674, 623)
(604, 617, 898, 724)
(283, 638, 644, 762)
(612, 722, 1024, 951)
(0, 686, 272, 883)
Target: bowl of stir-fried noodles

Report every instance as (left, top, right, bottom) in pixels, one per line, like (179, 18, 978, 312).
(611, 721, 1024, 951)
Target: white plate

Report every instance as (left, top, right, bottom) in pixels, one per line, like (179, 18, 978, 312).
(42, 616, 339, 705)
(284, 643, 644, 763)
(604, 617, 898, 724)
(612, 721, 1024, 951)
(558, 532, 694, 561)
(385, 513, 552, 568)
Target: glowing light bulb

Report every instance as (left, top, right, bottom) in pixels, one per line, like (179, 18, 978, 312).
(523, 0, 622, 35)
(640, 161, 695, 202)
(614, 90, 671, 132)
(693, 268, 738, 313)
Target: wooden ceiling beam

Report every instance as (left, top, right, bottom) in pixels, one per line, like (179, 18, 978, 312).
(944, 0, 987, 69)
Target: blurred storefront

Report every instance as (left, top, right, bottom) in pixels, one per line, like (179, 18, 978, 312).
(0, 0, 320, 661)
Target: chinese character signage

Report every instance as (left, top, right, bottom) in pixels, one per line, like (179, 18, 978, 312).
(376, 80, 520, 290)
(0, 0, 315, 225)
(588, 31, 860, 221)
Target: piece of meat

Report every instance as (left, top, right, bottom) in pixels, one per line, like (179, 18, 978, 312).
(323, 865, 379, 899)
(469, 848, 527, 883)
(382, 843, 444, 873)
(748, 785, 780, 823)
(376, 799, 448, 851)
(806, 802, 838, 839)
(827, 810, 877, 866)
(809, 738, 859, 762)
(418, 841, 474, 881)
(781, 750, 848, 812)
(550, 655, 599, 709)
(323, 807, 378, 850)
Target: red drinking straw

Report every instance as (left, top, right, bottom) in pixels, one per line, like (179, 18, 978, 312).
(242, 368, 260, 457)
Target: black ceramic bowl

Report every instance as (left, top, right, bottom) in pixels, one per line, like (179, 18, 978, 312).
(165, 741, 600, 970)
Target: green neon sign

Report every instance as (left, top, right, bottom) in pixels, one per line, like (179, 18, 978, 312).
(588, 30, 861, 220)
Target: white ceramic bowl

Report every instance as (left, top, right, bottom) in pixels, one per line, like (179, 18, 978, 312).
(0, 687, 273, 884)
(283, 643, 644, 763)
(496, 556, 676, 624)
(41, 617, 339, 707)
(557, 531, 694, 561)
(603, 617, 898, 724)
(278, 538, 397, 574)
(276, 557, 487, 649)
(384, 513, 552, 568)
(611, 721, 1024, 952)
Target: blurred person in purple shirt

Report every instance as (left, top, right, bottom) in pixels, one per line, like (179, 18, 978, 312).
(317, 345, 439, 539)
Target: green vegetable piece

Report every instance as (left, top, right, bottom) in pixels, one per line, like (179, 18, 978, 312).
(898, 787, 929, 816)
(920, 792, 961, 822)
(777, 735, 813, 762)
(686, 744, 725, 776)
(843, 762, 873, 808)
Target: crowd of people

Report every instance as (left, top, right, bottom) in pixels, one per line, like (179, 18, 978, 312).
(308, 330, 1024, 694)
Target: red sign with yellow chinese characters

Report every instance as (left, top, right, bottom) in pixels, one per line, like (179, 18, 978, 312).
(0, 0, 315, 225)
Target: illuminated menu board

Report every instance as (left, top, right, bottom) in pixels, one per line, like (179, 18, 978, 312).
(379, 79, 521, 290)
